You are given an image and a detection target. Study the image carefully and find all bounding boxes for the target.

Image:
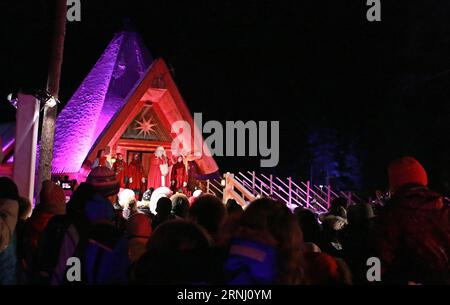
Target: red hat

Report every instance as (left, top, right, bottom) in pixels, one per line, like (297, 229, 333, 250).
(388, 157, 428, 192)
(127, 213, 152, 239)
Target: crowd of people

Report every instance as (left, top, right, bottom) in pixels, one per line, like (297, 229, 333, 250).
(0, 156, 448, 285)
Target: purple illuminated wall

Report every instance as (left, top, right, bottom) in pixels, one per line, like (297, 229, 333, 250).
(52, 31, 153, 173)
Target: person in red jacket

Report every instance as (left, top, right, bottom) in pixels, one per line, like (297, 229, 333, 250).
(373, 157, 450, 284)
(170, 155, 188, 194)
(113, 153, 128, 189)
(127, 154, 146, 200)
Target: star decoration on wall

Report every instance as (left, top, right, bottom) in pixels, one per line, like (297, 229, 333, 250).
(134, 116, 157, 138)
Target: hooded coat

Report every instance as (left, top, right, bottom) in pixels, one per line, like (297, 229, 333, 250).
(373, 185, 450, 284)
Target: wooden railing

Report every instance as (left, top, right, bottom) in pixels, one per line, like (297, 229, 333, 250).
(205, 171, 362, 214)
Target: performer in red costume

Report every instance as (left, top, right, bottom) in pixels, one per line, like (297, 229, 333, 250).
(171, 155, 188, 194)
(127, 153, 146, 199)
(186, 159, 200, 196)
(113, 153, 128, 188)
(147, 146, 171, 189)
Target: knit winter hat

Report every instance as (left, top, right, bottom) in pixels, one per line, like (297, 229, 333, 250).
(388, 157, 428, 192)
(87, 166, 120, 198)
(39, 180, 66, 215)
(84, 194, 115, 223)
(127, 213, 152, 239)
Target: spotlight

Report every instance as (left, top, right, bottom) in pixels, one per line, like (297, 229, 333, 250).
(46, 97, 58, 108)
(6, 93, 18, 108)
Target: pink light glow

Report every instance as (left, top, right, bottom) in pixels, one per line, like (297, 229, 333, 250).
(2, 139, 14, 155)
(51, 31, 152, 174)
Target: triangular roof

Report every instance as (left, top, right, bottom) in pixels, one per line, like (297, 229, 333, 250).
(86, 58, 219, 176)
(52, 31, 153, 173)
(53, 31, 218, 176)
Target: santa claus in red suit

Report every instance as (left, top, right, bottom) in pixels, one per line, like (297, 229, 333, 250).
(127, 153, 146, 199)
(113, 153, 128, 188)
(147, 146, 171, 189)
(171, 155, 188, 194)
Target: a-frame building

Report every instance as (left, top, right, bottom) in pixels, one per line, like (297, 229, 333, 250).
(1, 30, 219, 181)
(82, 58, 219, 179)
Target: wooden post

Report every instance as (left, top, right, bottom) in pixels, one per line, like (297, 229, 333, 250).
(13, 93, 40, 203)
(288, 177, 292, 206)
(37, 0, 67, 195)
(306, 181, 310, 209)
(252, 171, 256, 195)
(223, 173, 234, 204)
(269, 175, 273, 196)
(206, 180, 210, 194)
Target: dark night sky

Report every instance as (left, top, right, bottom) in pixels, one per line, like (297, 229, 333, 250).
(1, 0, 449, 193)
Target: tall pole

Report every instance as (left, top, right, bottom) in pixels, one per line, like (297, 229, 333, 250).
(13, 94, 40, 204)
(37, 0, 67, 194)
